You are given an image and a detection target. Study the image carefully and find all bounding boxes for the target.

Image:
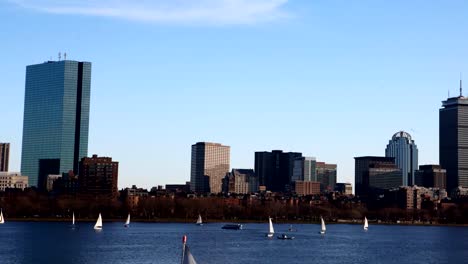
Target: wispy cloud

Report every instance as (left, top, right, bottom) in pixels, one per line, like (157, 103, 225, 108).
(8, 0, 290, 24)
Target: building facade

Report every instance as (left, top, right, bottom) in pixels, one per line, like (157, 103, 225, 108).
(292, 157, 316, 182)
(415, 165, 447, 189)
(79, 155, 118, 198)
(0, 143, 10, 172)
(294, 181, 321, 196)
(355, 156, 402, 198)
(222, 169, 258, 194)
(21, 60, 91, 188)
(385, 131, 418, 186)
(440, 92, 468, 192)
(0, 172, 28, 191)
(190, 142, 230, 193)
(335, 183, 353, 195)
(316, 162, 337, 192)
(255, 150, 302, 192)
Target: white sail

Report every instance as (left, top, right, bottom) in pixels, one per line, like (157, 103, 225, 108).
(268, 217, 274, 234)
(125, 214, 130, 226)
(364, 217, 368, 230)
(196, 214, 202, 225)
(182, 245, 197, 264)
(72, 212, 75, 225)
(321, 217, 326, 233)
(0, 209, 4, 224)
(94, 213, 103, 230)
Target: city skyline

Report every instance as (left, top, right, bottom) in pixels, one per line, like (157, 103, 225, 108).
(1, 1, 468, 189)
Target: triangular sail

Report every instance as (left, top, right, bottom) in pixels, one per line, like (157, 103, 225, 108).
(321, 217, 326, 232)
(182, 245, 197, 264)
(72, 212, 75, 225)
(125, 214, 130, 226)
(0, 209, 4, 224)
(196, 214, 202, 225)
(181, 236, 197, 264)
(268, 217, 274, 234)
(364, 217, 368, 230)
(94, 213, 103, 230)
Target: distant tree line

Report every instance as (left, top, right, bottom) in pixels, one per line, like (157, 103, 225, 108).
(0, 189, 466, 224)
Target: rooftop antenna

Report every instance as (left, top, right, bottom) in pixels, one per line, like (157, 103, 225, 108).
(460, 72, 463, 97)
(58, 52, 61, 61)
(64, 52, 67, 60)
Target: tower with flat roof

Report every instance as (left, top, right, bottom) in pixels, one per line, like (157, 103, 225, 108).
(21, 60, 91, 188)
(190, 142, 230, 193)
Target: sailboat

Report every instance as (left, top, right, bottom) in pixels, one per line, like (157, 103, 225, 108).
(124, 214, 130, 227)
(0, 209, 5, 224)
(364, 217, 369, 231)
(71, 212, 75, 228)
(196, 214, 203, 226)
(319, 217, 326, 235)
(181, 235, 198, 264)
(266, 217, 274, 238)
(94, 213, 103, 230)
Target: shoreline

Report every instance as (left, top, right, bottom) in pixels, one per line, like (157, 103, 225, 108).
(4, 218, 467, 227)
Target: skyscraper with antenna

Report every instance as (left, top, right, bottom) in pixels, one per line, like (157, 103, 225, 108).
(21, 59, 91, 188)
(440, 76, 468, 192)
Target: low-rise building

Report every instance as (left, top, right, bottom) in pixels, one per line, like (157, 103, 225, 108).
(222, 169, 258, 194)
(0, 172, 28, 191)
(415, 165, 446, 189)
(124, 185, 149, 208)
(47, 174, 62, 191)
(295, 181, 321, 196)
(335, 183, 353, 195)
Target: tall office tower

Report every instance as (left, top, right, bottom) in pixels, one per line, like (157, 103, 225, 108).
(190, 142, 230, 193)
(316, 161, 337, 191)
(255, 150, 302, 192)
(292, 157, 317, 182)
(385, 131, 418, 186)
(0, 143, 10, 172)
(440, 82, 468, 192)
(21, 60, 91, 188)
(79, 155, 119, 198)
(354, 156, 402, 198)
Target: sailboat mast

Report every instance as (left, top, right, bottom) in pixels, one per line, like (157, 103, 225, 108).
(181, 235, 187, 264)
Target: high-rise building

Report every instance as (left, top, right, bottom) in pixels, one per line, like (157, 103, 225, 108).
(0, 143, 10, 172)
(440, 85, 468, 192)
(316, 161, 337, 192)
(385, 131, 418, 186)
(255, 150, 302, 192)
(21, 60, 91, 188)
(415, 165, 447, 189)
(190, 142, 230, 193)
(79, 155, 118, 198)
(354, 156, 402, 198)
(292, 157, 316, 182)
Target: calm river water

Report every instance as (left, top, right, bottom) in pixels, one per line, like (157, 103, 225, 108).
(0, 222, 466, 264)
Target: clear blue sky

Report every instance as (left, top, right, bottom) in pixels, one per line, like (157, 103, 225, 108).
(1, 0, 467, 189)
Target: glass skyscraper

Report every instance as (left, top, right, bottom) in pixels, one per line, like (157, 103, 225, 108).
(385, 131, 418, 186)
(21, 60, 91, 188)
(190, 142, 230, 193)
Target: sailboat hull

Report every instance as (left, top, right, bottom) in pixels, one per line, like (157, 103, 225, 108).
(266, 233, 274, 238)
